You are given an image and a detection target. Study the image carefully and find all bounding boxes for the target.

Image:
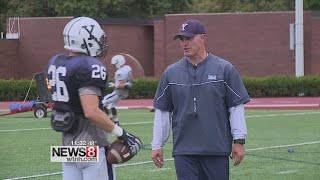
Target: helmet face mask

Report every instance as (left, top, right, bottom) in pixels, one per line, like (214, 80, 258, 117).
(98, 35, 108, 58)
(111, 55, 126, 69)
(63, 17, 108, 58)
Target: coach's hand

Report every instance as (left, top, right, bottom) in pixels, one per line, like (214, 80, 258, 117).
(231, 144, 245, 166)
(152, 148, 164, 168)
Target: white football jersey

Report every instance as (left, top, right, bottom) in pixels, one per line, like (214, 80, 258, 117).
(114, 65, 132, 97)
(102, 65, 133, 108)
(114, 65, 132, 84)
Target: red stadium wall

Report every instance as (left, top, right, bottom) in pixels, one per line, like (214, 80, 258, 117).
(157, 12, 299, 77)
(0, 17, 154, 79)
(102, 22, 154, 78)
(157, 12, 320, 78)
(15, 17, 70, 79)
(0, 40, 19, 78)
(309, 12, 320, 74)
(0, 12, 319, 79)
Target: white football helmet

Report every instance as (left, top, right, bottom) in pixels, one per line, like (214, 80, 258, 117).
(63, 17, 108, 58)
(111, 55, 126, 69)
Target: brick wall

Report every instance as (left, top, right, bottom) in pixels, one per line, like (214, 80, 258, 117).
(11, 17, 154, 79)
(102, 23, 154, 78)
(310, 13, 320, 74)
(160, 12, 297, 77)
(17, 17, 70, 79)
(0, 40, 19, 79)
(153, 19, 166, 78)
(0, 12, 319, 79)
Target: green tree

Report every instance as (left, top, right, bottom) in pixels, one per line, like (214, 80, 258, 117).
(52, 0, 110, 18)
(43, 0, 192, 20)
(0, 0, 9, 34)
(190, 0, 295, 13)
(4, 0, 192, 20)
(6, 0, 56, 17)
(190, 0, 319, 13)
(104, 0, 192, 19)
(1, 0, 319, 35)
(305, 0, 320, 10)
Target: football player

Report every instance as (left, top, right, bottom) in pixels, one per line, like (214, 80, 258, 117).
(102, 54, 133, 125)
(48, 17, 141, 180)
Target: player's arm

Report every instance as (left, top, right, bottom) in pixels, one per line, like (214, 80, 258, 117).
(229, 104, 247, 166)
(79, 86, 141, 153)
(80, 93, 116, 132)
(151, 108, 170, 168)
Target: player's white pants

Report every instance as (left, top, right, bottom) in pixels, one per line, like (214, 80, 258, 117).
(63, 147, 116, 180)
(102, 92, 122, 108)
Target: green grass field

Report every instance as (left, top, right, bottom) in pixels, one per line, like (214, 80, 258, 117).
(0, 109, 320, 180)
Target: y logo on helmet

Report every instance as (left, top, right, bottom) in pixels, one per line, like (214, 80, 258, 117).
(82, 25, 95, 40)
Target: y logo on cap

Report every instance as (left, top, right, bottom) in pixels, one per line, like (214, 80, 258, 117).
(181, 23, 188, 31)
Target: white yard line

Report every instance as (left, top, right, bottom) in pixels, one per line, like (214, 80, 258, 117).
(122, 121, 153, 125)
(149, 168, 172, 172)
(246, 141, 320, 151)
(0, 121, 154, 132)
(0, 119, 44, 124)
(3, 172, 62, 180)
(0, 127, 51, 132)
(1, 111, 319, 132)
(245, 104, 320, 107)
(246, 111, 320, 118)
(276, 170, 297, 174)
(115, 160, 156, 167)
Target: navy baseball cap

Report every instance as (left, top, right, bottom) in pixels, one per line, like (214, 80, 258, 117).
(173, 19, 206, 40)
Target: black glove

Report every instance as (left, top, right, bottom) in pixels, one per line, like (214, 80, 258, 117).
(118, 130, 142, 155)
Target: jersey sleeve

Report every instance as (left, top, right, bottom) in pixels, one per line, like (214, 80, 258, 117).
(224, 65, 250, 108)
(151, 109, 171, 149)
(153, 70, 173, 112)
(75, 58, 107, 90)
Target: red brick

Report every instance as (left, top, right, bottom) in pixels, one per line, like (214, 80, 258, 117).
(0, 12, 319, 79)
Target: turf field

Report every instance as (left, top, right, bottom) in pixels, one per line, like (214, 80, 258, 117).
(0, 109, 319, 180)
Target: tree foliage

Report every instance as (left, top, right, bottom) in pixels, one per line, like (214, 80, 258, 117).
(0, 0, 9, 33)
(0, 0, 319, 34)
(6, 0, 56, 17)
(0, 0, 192, 33)
(189, 0, 318, 13)
(3, 0, 192, 20)
(304, 0, 320, 10)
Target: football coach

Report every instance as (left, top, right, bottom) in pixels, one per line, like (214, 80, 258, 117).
(151, 19, 250, 180)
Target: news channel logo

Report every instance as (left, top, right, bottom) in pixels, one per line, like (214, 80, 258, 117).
(50, 146, 99, 162)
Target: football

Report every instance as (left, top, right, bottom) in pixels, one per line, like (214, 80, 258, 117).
(106, 139, 134, 164)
